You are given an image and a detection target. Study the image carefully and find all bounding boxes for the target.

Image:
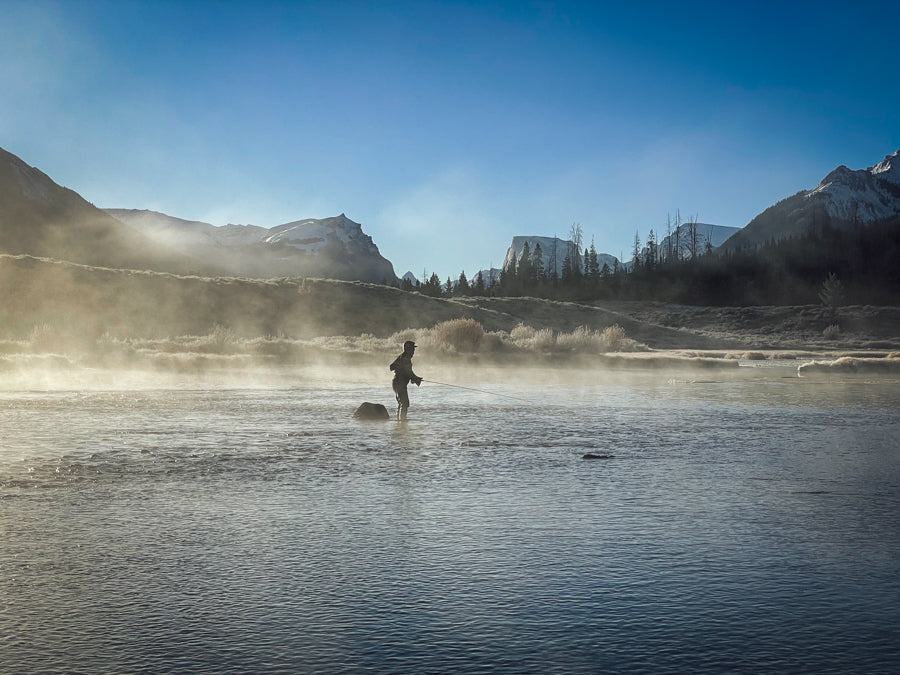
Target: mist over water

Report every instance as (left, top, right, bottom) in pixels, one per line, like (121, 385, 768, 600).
(3, 373, 900, 672)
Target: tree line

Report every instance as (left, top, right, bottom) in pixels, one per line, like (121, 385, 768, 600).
(394, 215, 900, 306)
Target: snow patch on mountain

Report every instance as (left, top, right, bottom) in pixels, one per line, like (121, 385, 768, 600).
(870, 150, 900, 186)
(264, 213, 379, 255)
(807, 151, 900, 223)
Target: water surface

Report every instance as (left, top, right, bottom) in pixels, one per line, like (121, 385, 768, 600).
(2, 372, 899, 672)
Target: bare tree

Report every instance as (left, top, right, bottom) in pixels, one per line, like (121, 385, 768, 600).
(568, 222, 584, 279)
(549, 234, 558, 283)
(664, 213, 673, 262)
(687, 213, 700, 260)
(673, 209, 682, 262)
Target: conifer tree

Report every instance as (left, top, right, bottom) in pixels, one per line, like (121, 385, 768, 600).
(457, 270, 470, 295)
(445, 277, 453, 296)
(561, 253, 572, 284)
(501, 254, 518, 292)
(631, 231, 642, 271)
(426, 272, 442, 297)
(532, 243, 545, 283)
(518, 242, 532, 288)
(588, 240, 600, 281)
(474, 270, 486, 296)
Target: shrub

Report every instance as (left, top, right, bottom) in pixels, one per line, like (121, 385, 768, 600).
(556, 326, 596, 352)
(597, 324, 627, 352)
(509, 324, 556, 351)
(429, 318, 484, 352)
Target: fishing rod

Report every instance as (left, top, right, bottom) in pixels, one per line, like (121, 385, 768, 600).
(422, 379, 533, 403)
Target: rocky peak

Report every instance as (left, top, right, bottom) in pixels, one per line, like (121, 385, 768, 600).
(870, 149, 900, 186)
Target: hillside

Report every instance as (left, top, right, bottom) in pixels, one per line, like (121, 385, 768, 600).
(0, 148, 211, 274)
(0, 253, 729, 349)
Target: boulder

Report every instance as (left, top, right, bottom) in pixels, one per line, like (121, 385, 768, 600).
(353, 402, 390, 421)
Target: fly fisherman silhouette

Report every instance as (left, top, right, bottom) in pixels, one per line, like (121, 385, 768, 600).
(389, 340, 422, 421)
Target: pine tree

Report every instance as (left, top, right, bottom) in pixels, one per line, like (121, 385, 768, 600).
(518, 242, 533, 289)
(631, 230, 642, 271)
(457, 270, 470, 295)
(588, 240, 600, 283)
(474, 271, 485, 296)
(532, 243, 545, 283)
(501, 254, 518, 293)
(548, 237, 559, 285)
(426, 272, 442, 297)
(561, 254, 572, 284)
(445, 277, 453, 296)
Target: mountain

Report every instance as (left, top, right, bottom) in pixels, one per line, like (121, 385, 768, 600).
(106, 209, 397, 283)
(105, 209, 267, 248)
(401, 271, 419, 285)
(0, 147, 207, 273)
(503, 236, 618, 274)
(721, 150, 900, 252)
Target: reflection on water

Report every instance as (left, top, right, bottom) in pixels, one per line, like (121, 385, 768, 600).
(2, 373, 900, 673)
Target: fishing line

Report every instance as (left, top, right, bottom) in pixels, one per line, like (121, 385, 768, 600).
(422, 379, 533, 403)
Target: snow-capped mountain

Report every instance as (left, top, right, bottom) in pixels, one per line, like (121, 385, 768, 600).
(721, 149, 900, 252)
(264, 214, 384, 258)
(106, 209, 397, 283)
(503, 236, 618, 275)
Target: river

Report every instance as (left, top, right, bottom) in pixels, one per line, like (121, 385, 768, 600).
(2, 369, 899, 672)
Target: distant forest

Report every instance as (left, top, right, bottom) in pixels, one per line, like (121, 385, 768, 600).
(399, 217, 900, 306)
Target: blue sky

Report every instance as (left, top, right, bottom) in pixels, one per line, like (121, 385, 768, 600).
(2, 0, 898, 278)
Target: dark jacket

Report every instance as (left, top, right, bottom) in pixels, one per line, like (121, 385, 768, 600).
(390, 353, 420, 386)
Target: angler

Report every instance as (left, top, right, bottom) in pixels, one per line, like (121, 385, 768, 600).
(389, 340, 422, 421)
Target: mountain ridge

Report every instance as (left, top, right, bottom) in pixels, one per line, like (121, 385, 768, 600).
(721, 149, 900, 252)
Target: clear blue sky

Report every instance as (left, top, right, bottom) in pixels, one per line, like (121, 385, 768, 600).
(2, 0, 898, 278)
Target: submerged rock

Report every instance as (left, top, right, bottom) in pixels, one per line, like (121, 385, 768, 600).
(582, 453, 614, 460)
(353, 402, 390, 421)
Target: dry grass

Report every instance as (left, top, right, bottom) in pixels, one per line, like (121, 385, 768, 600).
(2, 318, 649, 373)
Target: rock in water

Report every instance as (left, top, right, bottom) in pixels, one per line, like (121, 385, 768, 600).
(582, 453, 614, 460)
(354, 402, 390, 421)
